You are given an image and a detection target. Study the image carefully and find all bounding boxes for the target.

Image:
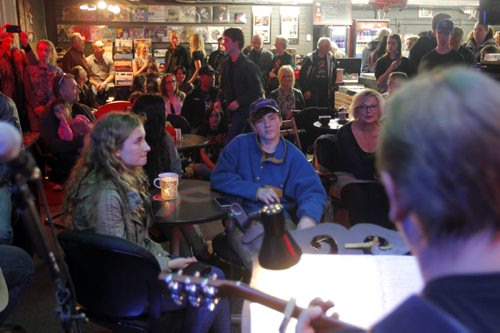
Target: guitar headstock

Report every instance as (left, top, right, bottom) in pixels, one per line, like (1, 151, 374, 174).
(159, 270, 232, 311)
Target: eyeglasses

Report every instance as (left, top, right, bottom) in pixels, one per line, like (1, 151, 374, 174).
(355, 104, 379, 112)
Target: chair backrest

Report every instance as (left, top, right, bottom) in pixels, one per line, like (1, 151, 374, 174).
(293, 107, 337, 153)
(57, 230, 162, 328)
(95, 101, 132, 120)
(280, 118, 302, 152)
(167, 114, 191, 134)
(313, 134, 342, 174)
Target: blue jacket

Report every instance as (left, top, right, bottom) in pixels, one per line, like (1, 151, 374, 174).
(211, 133, 327, 223)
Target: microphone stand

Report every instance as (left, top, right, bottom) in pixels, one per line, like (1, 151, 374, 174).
(9, 152, 85, 332)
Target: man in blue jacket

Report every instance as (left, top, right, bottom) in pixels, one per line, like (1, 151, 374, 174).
(211, 98, 327, 269)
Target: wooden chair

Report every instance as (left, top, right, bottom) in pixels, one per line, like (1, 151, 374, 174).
(280, 118, 302, 152)
(94, 101, 132, 120)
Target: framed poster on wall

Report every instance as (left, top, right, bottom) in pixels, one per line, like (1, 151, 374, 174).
(280, 6, 299, 44)
(252, 6, 271, 44)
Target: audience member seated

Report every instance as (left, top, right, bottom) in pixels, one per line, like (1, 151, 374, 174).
(132, 43, 159, 78)
(375, 34, 414, 93)
(63, 113, 230, 333)
(52, 73, 96, 123)
(51, 99, 93, 142)
(296, 68, 500, 333)
(181, 65, 217, 132)
(86, 40, 115, 105)
(269, 65, 305, 120)
(131, 94, 182, 180)
(383, 72, 408, 99)
(160, 73, 185, 116)
(39, 73, 95, 190)
(129, 74, 147, 105)
(192, 107, 228, 179)
(211, 99, 327, 270)
(70, 65, 99, 109)
(175, 66, 194, 95)
(61, 32, 90, 76)
(24, 39, 62, 132)
(335, 89, 390, 228)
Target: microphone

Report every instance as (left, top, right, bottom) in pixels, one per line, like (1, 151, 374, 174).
(0, 122, 22, 163)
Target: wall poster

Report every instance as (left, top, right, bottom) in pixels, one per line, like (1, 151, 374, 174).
(252, 6, 271, 44)
(280, 7, 299, 44)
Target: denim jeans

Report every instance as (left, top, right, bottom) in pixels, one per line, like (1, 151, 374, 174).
(161, 265, 232, 333)
(0, 184, 13, 245)
(0, 245, 34, 324)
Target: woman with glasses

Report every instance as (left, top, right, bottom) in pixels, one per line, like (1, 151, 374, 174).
(269, 65, 304, 120)
(159, 73, 185, 116)
(335, 89, 390, 227)
(375, 34, 413, 93)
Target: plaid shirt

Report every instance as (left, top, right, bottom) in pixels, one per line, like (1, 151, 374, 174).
(0, 47, 27, 100)
(24, 62, 62, 110)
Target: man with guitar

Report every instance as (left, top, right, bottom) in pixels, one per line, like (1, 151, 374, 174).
(296, 68, 500, 332)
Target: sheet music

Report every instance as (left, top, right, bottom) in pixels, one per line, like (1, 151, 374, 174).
(245, 254, 423, 332)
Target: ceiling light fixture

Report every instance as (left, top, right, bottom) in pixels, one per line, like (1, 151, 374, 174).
(97, 1, 107, 9)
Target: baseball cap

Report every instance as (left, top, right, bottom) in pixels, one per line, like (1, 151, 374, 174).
(432, 13, 452, 30)
(199, 64, 215, 76)
(436, 19, 454, 34)
(249, 98, 281, 122)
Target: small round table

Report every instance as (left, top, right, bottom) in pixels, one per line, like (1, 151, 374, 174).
(313, 119, 349, 134)
(153, 179, 228, 256)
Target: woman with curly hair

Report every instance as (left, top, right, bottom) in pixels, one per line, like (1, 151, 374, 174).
(63, 112, 230, 333)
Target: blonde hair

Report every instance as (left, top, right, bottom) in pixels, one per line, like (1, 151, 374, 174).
(189, 33, 206, 58)
(349, 89, 384, 120)
(136, 43, 147, 58)
(278, 65, 295, 87)
(37, 39, 57, 64)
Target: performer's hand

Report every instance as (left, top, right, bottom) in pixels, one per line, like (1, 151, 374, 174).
(296, 298, 337, 333)
(256, 187, 280, 205)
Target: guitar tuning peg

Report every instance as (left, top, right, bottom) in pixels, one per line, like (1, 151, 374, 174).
(194, 271, 201, 278)
(202, 296, 220, 311)
(171, 290, 185, 306)
(210, 272, 218, 280)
